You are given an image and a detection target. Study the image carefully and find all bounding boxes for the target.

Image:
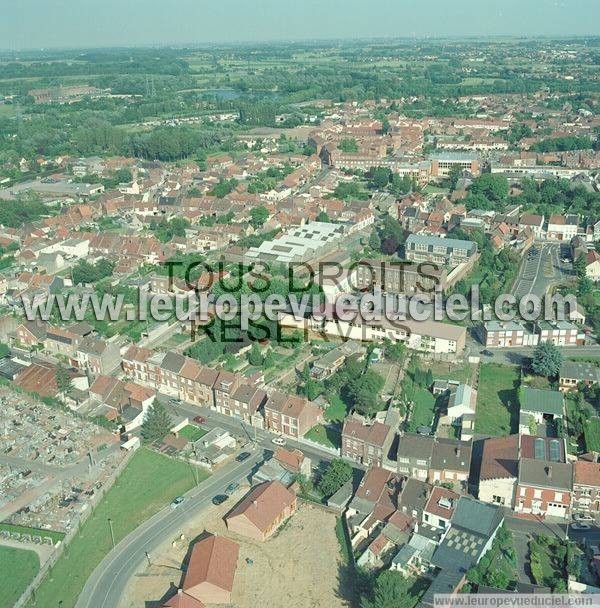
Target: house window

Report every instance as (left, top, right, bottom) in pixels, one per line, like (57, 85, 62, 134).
(554, 492, 562, 502)
(534, 489, 542, 499)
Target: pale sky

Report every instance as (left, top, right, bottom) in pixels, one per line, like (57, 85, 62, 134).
(1, 0, 598, 50)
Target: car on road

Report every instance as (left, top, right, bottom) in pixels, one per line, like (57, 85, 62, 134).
(271, 437, 286, 446)
(212, 494, 229, 505)
(571, 522, 591, 531)
(480, 349, 494, 357)
(573, 513, 594, 522)
(225, 482, 239, 495)
(193, 415, 206, 424)
(170, 496, 185, 509)
(169, 397, 182, 405)
(236, 451, 251, 462)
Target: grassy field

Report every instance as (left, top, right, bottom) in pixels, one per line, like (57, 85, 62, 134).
(0, 545, 39, 608)
(475, 364, 520, 436)
(178, 424, 208, 442)
(407, 389, 437, 432)
(304, 424, 341, 449)
(0, 523, 65, 546)
(27, 448, 208, 608)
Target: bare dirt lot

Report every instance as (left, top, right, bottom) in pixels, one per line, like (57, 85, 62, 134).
(120, 494, 351, 608)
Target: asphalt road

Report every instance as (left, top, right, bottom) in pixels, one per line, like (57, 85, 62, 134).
(75, 450, 264, 608)
(513, 242, 572, 299)
(75, 398, 345, 608)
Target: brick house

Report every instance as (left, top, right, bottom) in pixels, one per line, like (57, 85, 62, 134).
(536, 321, 579, 346)
(342, 413, 394, 467)
(213, 371, 240, 416)
(429, 439, 472, 488)
(229, 383, 268, 424)
(572, 460, 600, 513)
(14, 321, 47, 347)
(396, 434, 434, 480)
(516, 459, 572, 518)
(225, 480, 297, 542)
(74, 337, 121, 376)
(264, 391, 322, 439)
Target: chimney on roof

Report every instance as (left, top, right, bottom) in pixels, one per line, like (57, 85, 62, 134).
(177, 589, 183, 595)
(545, 466, 552, 478)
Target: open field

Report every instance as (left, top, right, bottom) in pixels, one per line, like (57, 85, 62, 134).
(120, 499, 350, 608)
(27, 448, 208, 608)
(0, 545, 39, 608)
(475, 364, 520, 436)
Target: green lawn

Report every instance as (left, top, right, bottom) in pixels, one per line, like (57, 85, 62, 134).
(178, 424, 208, 442)
(324, 395, 348, 423)
(0, 523, 65, 546)
(475, 364, 520, 436)
(0, 545, 39, 608)
(425, 361, 474, 385)
(407, 389, 437, 432)
(304, 424, 341, 449)
(27, 448, 208, 608)
(584, 418, 600, 452)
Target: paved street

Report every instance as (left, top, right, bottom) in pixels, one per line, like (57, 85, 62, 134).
(75, 451, 265, 608)
(513, 243, 572, 299)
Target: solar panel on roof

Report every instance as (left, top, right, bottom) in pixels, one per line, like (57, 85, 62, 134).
(534, 437, 546, 460)
(549, 439, 561, 462)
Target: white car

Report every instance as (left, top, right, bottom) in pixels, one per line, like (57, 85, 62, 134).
(573, 513, 594, 522)
(571, 522, 591, 531)
(271, 437, 286, 446)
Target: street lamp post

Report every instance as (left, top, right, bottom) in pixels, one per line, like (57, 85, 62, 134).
(108, 518, 115, 549)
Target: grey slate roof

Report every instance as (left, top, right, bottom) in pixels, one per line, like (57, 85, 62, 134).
(518, 458, 572, 491)
(520, 387, 564, 416)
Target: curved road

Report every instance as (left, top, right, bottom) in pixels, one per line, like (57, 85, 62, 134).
(75, 451, 264, 608)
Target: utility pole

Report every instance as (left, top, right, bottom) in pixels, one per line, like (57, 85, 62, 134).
(108, 518, 115, 549)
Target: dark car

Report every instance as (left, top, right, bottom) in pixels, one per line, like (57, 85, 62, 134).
(212, 494, 229, 506)
(480, 349, 494, 357)
(193, 416, 206, 424)
(225, 482, 240, 495)
(236, 451, 251, 462)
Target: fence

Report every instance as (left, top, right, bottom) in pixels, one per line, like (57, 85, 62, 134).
(14, 448, 134, 608)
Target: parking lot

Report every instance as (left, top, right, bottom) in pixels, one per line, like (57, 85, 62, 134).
(513, 243, 572, 299)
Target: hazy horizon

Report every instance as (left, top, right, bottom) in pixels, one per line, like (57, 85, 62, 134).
(2, 0, 599, 51)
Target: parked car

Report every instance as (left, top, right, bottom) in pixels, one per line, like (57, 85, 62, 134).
(225, 482, 239, 495)
(193, 416, 206, 424)
(572, 522, 591, 531)
(573, 513, 594, 522)
(236, 451, 251, 462)
(480, 349, 494, 357)
(170, 496, 185, 509)
(169, 398, 182, 405)
(271, 437, 286, 446)
(212, 494, 228, 505)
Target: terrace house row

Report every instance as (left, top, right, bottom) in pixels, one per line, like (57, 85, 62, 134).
(122, 346, 321, 436)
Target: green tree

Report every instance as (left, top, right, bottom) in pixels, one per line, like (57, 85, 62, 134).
(56, 366, 73, 395)
(250, 206, 269, 228)
(0, 341, 10, 358)
(316, 210, 330, 223)
(141, 400, 173, 445)
(362, 571, 418, 608)
(339, 138, 359, 153)
(248, 342, 264, 366)
(368, 229, 382, 252)
(349, 369, 385, 417)
(318, 458, 352, 497)
(573, 254, 587, 279)
(532, 341, 563, 378)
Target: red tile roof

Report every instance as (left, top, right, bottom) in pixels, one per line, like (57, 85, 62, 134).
(574, 461, 600, 487)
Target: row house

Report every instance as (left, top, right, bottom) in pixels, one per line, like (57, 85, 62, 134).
(44, 322, 93, 358)
(518, 214, 545, 239)
(572, 460, 600, 513)
(546, 214, 579, 241)
(536, 320, 580, 346)
(481, 320, 538, 348)
(74, 337, 121, 376)
(396, 434, 472, 489)
(342, 413, 394, 468)
(178, 358, 218, 406)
